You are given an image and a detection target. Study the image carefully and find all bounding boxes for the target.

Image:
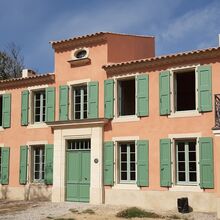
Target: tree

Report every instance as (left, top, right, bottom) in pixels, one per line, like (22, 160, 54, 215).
(0, 43, 24, 80)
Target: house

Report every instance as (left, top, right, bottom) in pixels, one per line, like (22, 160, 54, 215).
(1, 32, 220, 216)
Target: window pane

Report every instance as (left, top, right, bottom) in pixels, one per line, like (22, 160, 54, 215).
(189, 172, 197, 182)
(130, 153, 135, 162)
(178, 152, 185, 161)
(121, 163, 127, 171)
(75, 112, 80, 119)
(35, 172, 39, 179)
(189, 162, 196, 171)
(121, 145, 127, 152)
(35, 100, 40, 107)
(121, 172, 127, 180)
(84, 112, 87, 119)
(75, 89, 80, 96)
(130, 163, 135, 171)
(178, 172, 186, 181)
(121, 153, 127, 161)
(130, 172, 136, 180)
(189, 142, 196, 151)
(189, 152, 196, 161)
(178, 142, 185, 151)
(178, 162, 185, 171)
(130, 144, 135, 152)
(35, 164, 40, 171)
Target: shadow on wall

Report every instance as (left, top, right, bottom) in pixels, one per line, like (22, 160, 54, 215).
(0, 185, 51, 201)
(1, 185, 9, 199)
(25, 184, 51, 201)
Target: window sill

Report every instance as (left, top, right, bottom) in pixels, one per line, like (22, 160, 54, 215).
(112, 116, 140, 123)
(27, 123, 48, 129)
(67, 57, 91, 67)
(168, 110, 201, 118)
(29, 182, 46, 186)
(112, 183, 140, 190)
(169, 185, 203, 192)
(0, 127, 4, 132)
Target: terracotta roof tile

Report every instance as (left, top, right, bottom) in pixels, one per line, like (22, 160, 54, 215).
(103, 47, 220, 69)
(50, 32, 154, 46)
(0, 73, 54, 83)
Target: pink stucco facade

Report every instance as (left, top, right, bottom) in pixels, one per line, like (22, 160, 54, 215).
(1, 32, 220, 214)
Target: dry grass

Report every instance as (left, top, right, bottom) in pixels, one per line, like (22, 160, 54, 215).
(0, 200, 36, 215)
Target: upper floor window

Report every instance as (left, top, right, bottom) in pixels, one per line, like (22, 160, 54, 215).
(104, 74, 149, 120)
(174, 70, 196, 112)
(72, 85, 88, 120)
(118, 79, 135, 116)
(159, 65, 212, 116)
(33, 90, 46, 123)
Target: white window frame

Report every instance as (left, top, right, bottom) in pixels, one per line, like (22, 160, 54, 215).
(112, 73, 140, 123)
(168, 133, 203, 192)
(175, 140, 197, 185)
(67, 79, 91, 120)
(169, 65, 201, 118)
(72, 85, 88, 120)
(31, 145, 45, 183)
(33, 90, 46, 123)
(112, 136, 140, 190)
(27, 85, 48, 128)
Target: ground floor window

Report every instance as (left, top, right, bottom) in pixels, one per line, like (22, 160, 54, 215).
(119, 142, 136, 183)
(67, 139, 91, 150)
(32, 145, 45, 182)
(175, 139, 197, 185)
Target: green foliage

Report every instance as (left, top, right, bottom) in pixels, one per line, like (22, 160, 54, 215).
(116, 207, 164, 219)
(0, 43, 24, 80)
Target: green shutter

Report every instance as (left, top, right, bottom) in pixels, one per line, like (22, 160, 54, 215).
(198, 65, 212, 112)
(46, 87, 55, 122)
(88, 81, 99, 119)
(59, 85, 69, 120)
(159, 71, 170, 115)
(21, 90, 29, 126)
(104, 79, 114, 119)
(45, 144, 53, 185)
(199, 137, 214, 188)
(1, 147, 10, 185)
(137, 140, 149, 186)
(19, 145, 28, 185)
(104, 141, 114, 185)
(2, 94, 11, 128)
(137, 75, 149, 117)
(160, 138, 172, 187)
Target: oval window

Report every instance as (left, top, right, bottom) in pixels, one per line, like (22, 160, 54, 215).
(75, 49, 87, 59)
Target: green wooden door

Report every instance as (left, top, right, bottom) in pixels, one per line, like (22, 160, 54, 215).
(66, 149, 91, 202)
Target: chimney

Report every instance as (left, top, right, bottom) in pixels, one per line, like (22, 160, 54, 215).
(219, 34, 220, 46)
(22, 69, 36, 78)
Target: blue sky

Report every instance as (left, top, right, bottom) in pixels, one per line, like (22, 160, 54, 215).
(0, 0, 219, 73)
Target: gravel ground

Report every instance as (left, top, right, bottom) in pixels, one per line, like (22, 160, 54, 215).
(0, 200, 218, 220)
